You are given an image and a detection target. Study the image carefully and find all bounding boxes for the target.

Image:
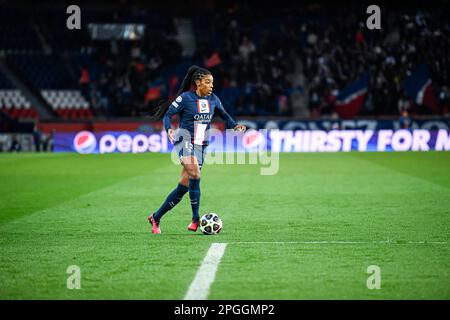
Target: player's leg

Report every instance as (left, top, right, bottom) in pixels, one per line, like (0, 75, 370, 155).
(179, 166, 189, 187)
(148, 144, 191, 234)
(181, 155, 202, 231)
(149, 167, 189, 232)
(183, 144, 207, 231)
(153, 167, 189, 217)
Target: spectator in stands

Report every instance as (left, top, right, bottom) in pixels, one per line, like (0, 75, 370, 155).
(399, 110, 412, 129)
(438, 85, 449, 115)
(398, 92, 411, 115)
(32, 124, 41, 152)
(41, 130, 54, 152)
(238, 36, 256, 61)
(5, 3, 446, 119)
(79, 65, 90, 100)
(9, 134, 21, 152)
(290, 86, 309, 117)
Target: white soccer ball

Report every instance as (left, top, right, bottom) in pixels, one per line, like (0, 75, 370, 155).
(199, 213, 223, 235)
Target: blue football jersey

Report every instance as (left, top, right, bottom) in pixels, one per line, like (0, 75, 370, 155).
(163, 91, 237, 145)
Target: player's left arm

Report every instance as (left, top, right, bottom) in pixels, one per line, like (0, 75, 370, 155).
(215, 96, 246, 132)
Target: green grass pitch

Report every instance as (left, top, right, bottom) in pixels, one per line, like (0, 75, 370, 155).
(0, 152, 449, 299)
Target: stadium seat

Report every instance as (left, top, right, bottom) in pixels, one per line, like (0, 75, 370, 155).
(0, 89, 38, 119)
(40, 89, 92, 119)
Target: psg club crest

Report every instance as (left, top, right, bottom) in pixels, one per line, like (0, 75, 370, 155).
(73, 131, 97, 154)
(197, 99, 210, 113)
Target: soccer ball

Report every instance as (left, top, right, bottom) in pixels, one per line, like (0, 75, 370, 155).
(199, 213, 222, 235)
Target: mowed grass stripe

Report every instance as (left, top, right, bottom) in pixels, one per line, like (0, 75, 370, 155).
(348, 152, 450, 191)
(206, 153, 449, 299)
(0, 153, 210, 299)
(1, 152, 449, 299)
(209, 242, 449, 299)
(205, 152, 449, 243)
(0, 153, 172, 225)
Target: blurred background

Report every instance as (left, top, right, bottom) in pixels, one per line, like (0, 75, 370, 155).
(0, 0, 449, 151)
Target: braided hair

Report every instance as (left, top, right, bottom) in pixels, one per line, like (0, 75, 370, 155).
(146, 65, 211, 120)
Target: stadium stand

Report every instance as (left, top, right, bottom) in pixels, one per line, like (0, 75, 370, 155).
(0, 89, 38, 119)
(0, 7, 42, 54)
(0, 70, 38, 119)
(0, 1, 448, 121)
(41, 90, 92, 119)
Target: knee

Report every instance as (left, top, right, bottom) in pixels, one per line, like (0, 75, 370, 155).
(180, 174, 189, 186)
(187, 166, 201, 180)
(189, 171, 201, 180)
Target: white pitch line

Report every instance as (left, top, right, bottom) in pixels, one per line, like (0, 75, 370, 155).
(231, 241, 447, 245)
(184, 243, 227, 300)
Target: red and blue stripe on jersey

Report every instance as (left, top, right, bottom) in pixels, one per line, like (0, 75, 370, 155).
(163, 91, 237, 145)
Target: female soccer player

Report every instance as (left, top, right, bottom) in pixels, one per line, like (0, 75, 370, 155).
(147, 65, 246, 234)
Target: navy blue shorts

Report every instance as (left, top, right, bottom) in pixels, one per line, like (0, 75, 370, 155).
(174, 141, 207, 169)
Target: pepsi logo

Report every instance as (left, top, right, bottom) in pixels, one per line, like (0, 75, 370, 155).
(242, 130, 265, 150)
(73, 131, 97, 154)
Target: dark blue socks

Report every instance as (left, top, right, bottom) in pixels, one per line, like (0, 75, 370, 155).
(153, 179, 201, 222)
(154, 183, 189, 221)
(189, 178, 201, 221)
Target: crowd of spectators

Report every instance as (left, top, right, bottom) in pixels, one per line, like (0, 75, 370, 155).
(75, 2, 449, 118)
(193, 3, 450, 118)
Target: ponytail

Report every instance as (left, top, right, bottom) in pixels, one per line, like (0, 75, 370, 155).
(146, 65, 210, 120)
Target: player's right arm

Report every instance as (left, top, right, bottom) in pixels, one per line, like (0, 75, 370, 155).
(163, 95, 185, 143)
